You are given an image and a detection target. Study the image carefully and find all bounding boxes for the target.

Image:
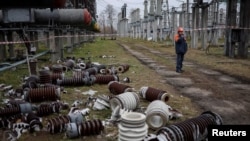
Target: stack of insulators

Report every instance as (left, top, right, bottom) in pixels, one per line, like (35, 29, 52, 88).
(117, 64, 130, 73)
(93, 74, 119, 84)
(108, 81, 133, 95)
(65, 119, 104, 139)
(39, 69, 52, 84)
(139, 87, 169, 102)
(26, 87, 59, 102)
(26, 113, 43, 133)
(47, 115, 71, 134)
(156, 111, 223, 141)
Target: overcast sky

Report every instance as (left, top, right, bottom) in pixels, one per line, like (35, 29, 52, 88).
(96, 0, 195, 19)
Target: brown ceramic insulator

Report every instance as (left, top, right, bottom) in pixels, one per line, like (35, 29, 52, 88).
(39, 70, 52, 84)
(117, 64, 130, 73)
(59, 77, 85, 86)
(0, 106, 21, 117)
(36, 102, 62, 116)
(51, 73, 63, 84)
(108, 81, 132, 95)
(51, 64, 63, 73)
(94, 75, 119, 84)
(47, 115, 70, 134)
(157, 111, 223, 141)
(145, 87, 169, 102)
(79, 119, 104, 136)
(28, 87, 59, 102)
(29, 59, 37, 75)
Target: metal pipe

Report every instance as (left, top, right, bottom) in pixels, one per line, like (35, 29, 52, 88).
(0, 50, 49, 72)
(0, 0, 66, 8)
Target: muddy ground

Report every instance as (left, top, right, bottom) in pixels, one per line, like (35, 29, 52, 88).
(117, 41, 250, 125)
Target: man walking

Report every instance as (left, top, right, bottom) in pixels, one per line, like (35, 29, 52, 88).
(174, 27, 188, 73)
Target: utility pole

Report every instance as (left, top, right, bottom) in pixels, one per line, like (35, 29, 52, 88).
(144, 0, 149, 40)
(238, 0, 250, 58)
(224, 0, 237, 57)
(187, 0, 190, 37)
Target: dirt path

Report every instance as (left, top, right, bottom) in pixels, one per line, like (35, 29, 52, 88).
(117, 41, 250, 125)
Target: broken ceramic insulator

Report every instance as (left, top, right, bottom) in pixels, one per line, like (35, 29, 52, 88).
(155, 111, 223, 141)
(109, 92, 140, 111)
(108, 81, 133, 95)
(139, 86, 169, 102)
(26, 112, 43, 133)
(65, 119, 104, 139)
(145, 100, 171, 130)
(92, 74, 119, 84)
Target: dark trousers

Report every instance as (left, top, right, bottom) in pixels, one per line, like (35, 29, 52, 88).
(176, 53, 184, 71)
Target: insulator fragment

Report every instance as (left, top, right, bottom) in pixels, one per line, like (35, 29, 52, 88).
(26, 113, 43, 133)
(139, 86, 169, 102)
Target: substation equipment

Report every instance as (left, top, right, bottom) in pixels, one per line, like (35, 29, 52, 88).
(0, 0, 99, 71)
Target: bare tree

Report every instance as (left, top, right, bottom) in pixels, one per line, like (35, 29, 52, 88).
(98, 11, 106, 39)
(105, 4, 116, 39)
